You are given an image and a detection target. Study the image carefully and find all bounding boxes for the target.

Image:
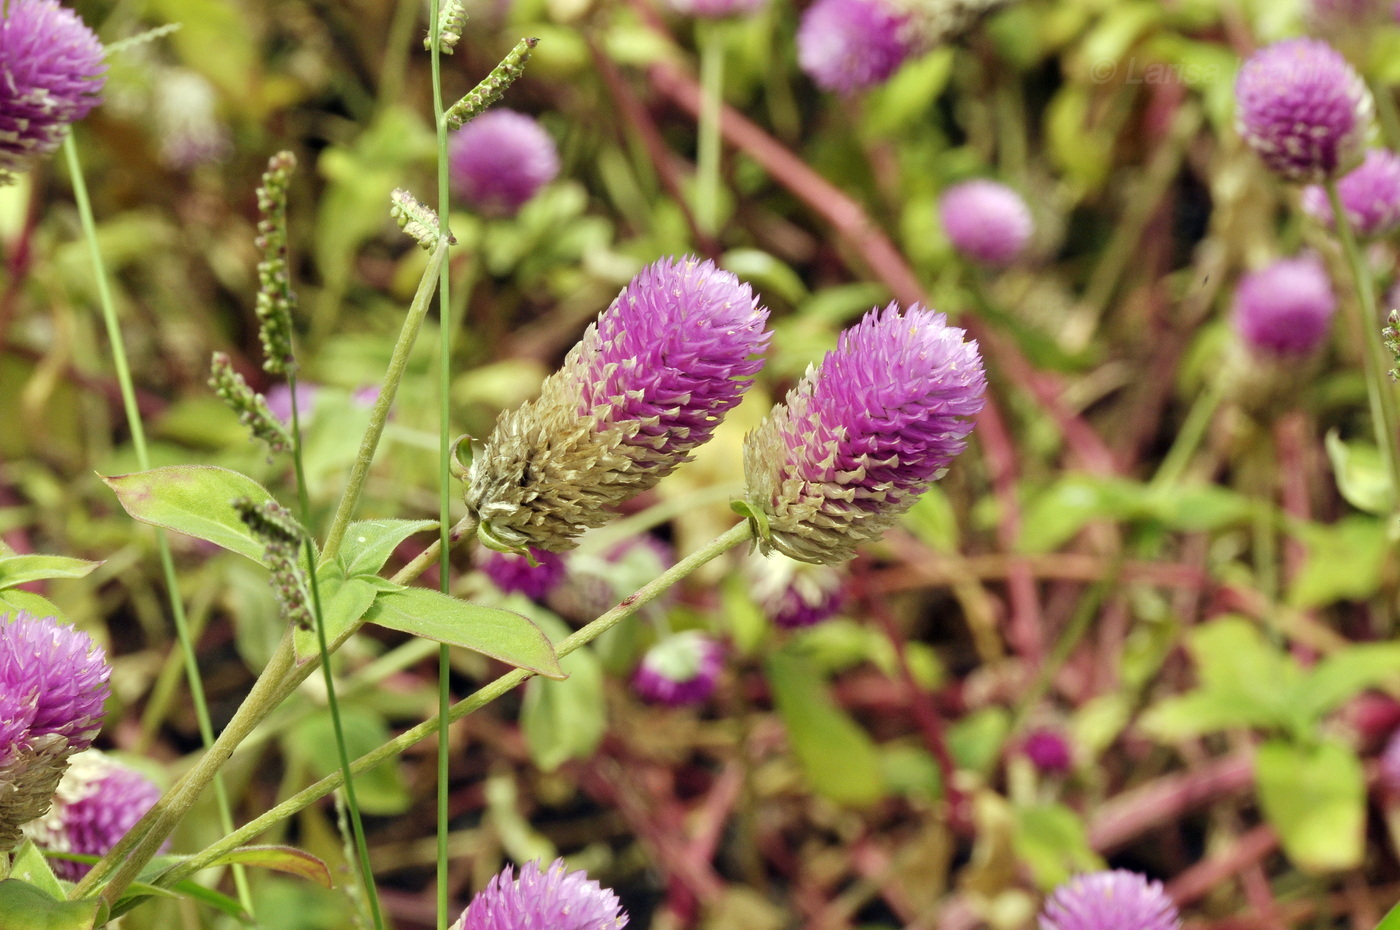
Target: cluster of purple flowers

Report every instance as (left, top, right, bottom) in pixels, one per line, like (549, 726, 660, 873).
(0, 611, 111, 852)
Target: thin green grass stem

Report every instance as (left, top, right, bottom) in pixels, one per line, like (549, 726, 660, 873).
(696, 22, 724, 237)
(1151, 377, 1227, 489)
(290, 378, 386, 930)
(1325, 179, 1400, 501)
(62, 134, 252, 913)
(155, 522, 755, 889)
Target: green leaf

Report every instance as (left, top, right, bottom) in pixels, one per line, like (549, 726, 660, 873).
(0, 554, 100, 590)
(1377, 899, 1400, 930)
(1288, 516, 1388, 608)
(0, 590, 65, 622)
(1296, 643, 1400, 724)
(9, 839, 64, 898)
(1255, 739, 1365, 873)
(521, 644, 606, 772)
(1012, 803, 1104, 889)
(948, 707, 1010, 775)
(292, 572, 379, 665)
(288, 709, 410, 816)
(363, 587, 563, 680)
(1325, 432, 1393, 515)
(766, 649, 885, 805)
(206, 846, 334, 889)
(102, 466, 277, 564)
(338, 519, 438, 578)
(0, 880, 105, 930)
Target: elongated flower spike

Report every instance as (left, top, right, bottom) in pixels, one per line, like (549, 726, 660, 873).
(444, 37, 538, 130)
(0, 611, 111, 852)
(255, 152, 299, 375)
(465, 256, 770, 553)
(425, 0, 468, 54)
(451, 858, 628, 930)
(742, 303, 985, 564)
(0, 0, 107, 182)
(208, 352, 292, 454)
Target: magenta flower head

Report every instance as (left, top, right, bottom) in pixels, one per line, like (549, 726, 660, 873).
(0, 610, 110, 852)
(1040, 870, 1181, 930)
(668, 0, 767, 17)
(0, 0, 106, 180)
(742, 303, 985, 564)
(939, 179, 1033, 268)
(1021, 728, 1073, 775)
(632, 632, 724, 706)
(1235, 38, 1372, 183)
(1301, 148, 1400, 238)
(1231, 254, 1337, 358)
(22, 750, 162, 881)
(466, 256, 770, 553)
(449, 109, 560, 217)
(1380, 729, 1400, 795)
(797, 0, 915, 94)
(451, 858, 628, 930)
(748, 553, 847, 629)
(480, 548, 567, 601)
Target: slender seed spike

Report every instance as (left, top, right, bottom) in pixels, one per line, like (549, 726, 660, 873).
(444, 37, 539, 131)
(234, 498, 312, 629)
(255, 151, 299, 374)
(425, 0, 467, 54)
(208, 352, 292, 454)
(390, 188, 451, 251)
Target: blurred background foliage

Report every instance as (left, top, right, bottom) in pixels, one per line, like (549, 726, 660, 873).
(8, 0, 1400, 926)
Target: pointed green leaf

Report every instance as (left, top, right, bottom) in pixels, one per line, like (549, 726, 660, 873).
(1256, 738, 1365, 873)
(293, 572, 379, 665)
(338, 519, 438, 577)
(1012, 803, 1104, 889)
(206, 845, 334, 889)
(102, 466, 277, 563)
(522, 647, 606, 771)
(1377, 899, 1400, 930)
(766, 649, 885, 805)
(364, 587, 563, 680)
(1296, 642, 1400, 723)
(0, 880, 105, 930)
(0, 590, 65, 622)
(9, 839, 64, 898)
(0, 554, 101, 591)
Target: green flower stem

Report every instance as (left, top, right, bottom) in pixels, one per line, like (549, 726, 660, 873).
(62, 134, 251, 912)
(696, 21, 725, 237)
(290, 378, 386, 930)
(430, 1, 455, 926)
(1151, 376, 1227, 489)
(1326, 178, 1400, 500)
(155, 521, 755, 889)
(321, 235, 452, 564)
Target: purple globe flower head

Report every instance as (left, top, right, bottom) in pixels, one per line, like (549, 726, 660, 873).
(747, 552, 847, 629)
(0, 611, 110, 852)
(668, 0, 768, 17)
(939, 179, 1033, 268)
(0, 0, 107, 179)
(155, 68, 232, 170)
(1231, 254, 1337, 358)
(797, 0, 916, 94)
(466, 256, 771, 553)
(1235, 38, 1373, 183)
(451, 858, 628, 930)
(479, 547, 567, 601)
(1380, 729, 1400, 794)
(1021, 728, 1073, 775)
(449, 109, 560, 218)
(1040, 870, 1181, 930)
(743, 303, 986, 564)
(22, 750, 163, 881)
(1301, 148, 1400, 238)
(264, 382, 318, 426)
(632, 631, 724, 706)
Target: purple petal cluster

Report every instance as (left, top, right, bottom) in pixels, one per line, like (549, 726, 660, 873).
(939, 180, 1033, 268)
(451, 858, 628, 930)
(743, 303, 986, 564)
(1235, 38, 1372, 182)
(466, 256, 770, 552)
(480, 548, 567, 601)
(1231, 254, 1337, 358)
(797, 0, 915, 94)
(1040, 870, 1181, 930)
(748, 553, 847, 629)
(1380, 729, 1400, 794)
(632, 632, 725, 706)
(0, 0, 106, 177)
(1301, 148, 1400, 238)
(1021, 728, 1073, 775)
(667, 0, 768, 17)
(22, 750, 162, 881)
(449, 109, 560, 217)
(0, 611, 110, 852)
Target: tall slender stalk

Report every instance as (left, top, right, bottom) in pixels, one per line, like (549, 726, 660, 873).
(61, 134, 253, 913)
(696, 22, 725, 237)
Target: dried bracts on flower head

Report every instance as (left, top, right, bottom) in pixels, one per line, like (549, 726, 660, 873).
(743, 303, 985, 564)
(466, 256, 771, 553)
(0, 611, 110, 852)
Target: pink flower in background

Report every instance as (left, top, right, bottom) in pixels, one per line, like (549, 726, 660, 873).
(797, 0, 914, 94)
(1230, 255, 1337, 358)
(1301, 148, 1400, 238)
(939, 179, 1033, 268)
(632, 631, 724, 706)
(450, 109, 561, 217)
(1040, 870, 1180, 930)
(452, 858, 628, 930)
